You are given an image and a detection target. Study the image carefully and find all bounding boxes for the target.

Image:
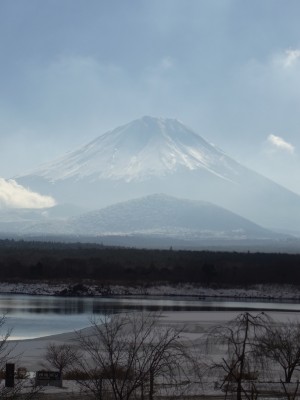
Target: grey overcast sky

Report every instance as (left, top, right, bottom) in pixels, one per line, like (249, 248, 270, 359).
(1, 0, 300, 194)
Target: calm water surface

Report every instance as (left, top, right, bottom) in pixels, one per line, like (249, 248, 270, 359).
(1, 294, 300, 339)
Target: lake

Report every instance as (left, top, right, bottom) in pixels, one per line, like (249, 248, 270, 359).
(1, 294, 300, 339)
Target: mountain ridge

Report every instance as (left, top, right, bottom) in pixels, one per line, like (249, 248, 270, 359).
(15, 116, 300, 231)
(18, 116, 239, 183)
(12, 193, 281, 241)
(70, 193, 275, 237)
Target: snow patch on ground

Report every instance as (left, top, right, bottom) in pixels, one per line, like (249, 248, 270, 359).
(0, 282, 300, 300)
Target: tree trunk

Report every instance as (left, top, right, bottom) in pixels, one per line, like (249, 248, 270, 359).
(237, 379, 243, 400)
(237, 313, 250, 400)
(286, 367, 295, 383)
(141, 380, 144, 400)
(149, 369, 154, 400)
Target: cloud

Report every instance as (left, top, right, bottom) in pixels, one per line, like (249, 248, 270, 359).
(267, 134, 295, 154)
(265, 48, 300, 73)
(282, 49, 300, 68)
(0, 178, 56, 209)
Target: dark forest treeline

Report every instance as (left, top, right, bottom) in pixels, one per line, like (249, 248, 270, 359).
(0, 239, 300, 286)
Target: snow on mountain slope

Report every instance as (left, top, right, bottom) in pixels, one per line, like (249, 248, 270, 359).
(15, 116, 300, 231)
(70, 193, 276, 239)
(17, 194, 280, 241)
(25, 116, 240, 183)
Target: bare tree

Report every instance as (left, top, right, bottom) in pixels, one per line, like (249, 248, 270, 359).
(0, 315, 42, 400)
(280, 380, 300, 400)
(44, 342, 79, 376)
(135, 314, 194, 399)
(206, 312, 270, 400)
(74, 312, 194, 400)
(0, 315, 13, 367)
(256, 320, 300, 383)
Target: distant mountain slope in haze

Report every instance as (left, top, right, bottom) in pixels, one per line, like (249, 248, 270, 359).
(19, 194, 281, 242)
(16, 116, 300, 230)
(70, 194, 277, 239)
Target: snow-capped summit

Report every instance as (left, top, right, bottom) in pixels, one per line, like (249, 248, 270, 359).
(16, 116, 300, 231)
(27, 116, 238, 183)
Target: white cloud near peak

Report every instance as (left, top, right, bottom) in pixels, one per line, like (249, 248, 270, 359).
(271, 49, 300, 69)
(282, 49, 300, 68)
(0, 178, 56, 209)
(267, 134, 295, 154)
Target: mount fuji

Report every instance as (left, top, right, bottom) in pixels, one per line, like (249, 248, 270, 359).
(16, 116, 300, 231)
(22, 116, 239, 183)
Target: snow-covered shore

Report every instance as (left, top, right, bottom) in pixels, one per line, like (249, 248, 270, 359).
(1, 281, 300, 300)
(7, 309, 300, 399)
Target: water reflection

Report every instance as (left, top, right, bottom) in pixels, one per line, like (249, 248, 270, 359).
(0, 294, 300, 339)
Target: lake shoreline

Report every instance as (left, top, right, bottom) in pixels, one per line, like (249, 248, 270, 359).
(0, 281, 300, 301)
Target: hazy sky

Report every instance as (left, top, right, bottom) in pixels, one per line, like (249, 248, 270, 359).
(1, 0, 300, 195)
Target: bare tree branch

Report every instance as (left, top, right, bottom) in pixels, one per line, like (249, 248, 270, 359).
(205, 312, 271, 400)
(74, 312, 195, 400)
